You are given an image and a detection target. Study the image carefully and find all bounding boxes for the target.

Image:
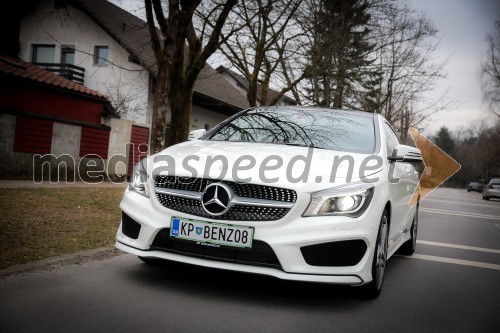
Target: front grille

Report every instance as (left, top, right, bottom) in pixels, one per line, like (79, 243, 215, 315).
(155, 176, 206, 192)
(155, 176, 297, 202)
(154, 176, 296, 221)
(155, 194, 291, 221)
(300, 240, 367, 267)
(150, 228, 282, 270)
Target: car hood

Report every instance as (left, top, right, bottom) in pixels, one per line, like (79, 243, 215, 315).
(148, 140, 383, 191)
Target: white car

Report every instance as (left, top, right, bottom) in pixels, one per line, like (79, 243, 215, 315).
(483, 178, 500, 200)
(116, 107, 422, 298)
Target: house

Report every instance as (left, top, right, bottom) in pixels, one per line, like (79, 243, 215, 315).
(1, 0, 252, 180)
(0, 56, 117, 180)
(216, 65, 296, 106)
(17, 0, 250, 128)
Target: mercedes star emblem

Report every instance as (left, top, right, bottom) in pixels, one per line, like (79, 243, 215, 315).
(201, 182, 233, 216)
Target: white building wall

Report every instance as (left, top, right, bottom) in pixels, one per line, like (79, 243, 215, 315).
(105, 117, 132, 178)
(191, 105, 228, 131)
(18, 0, 150, 124)
(51, 123, 81, 157)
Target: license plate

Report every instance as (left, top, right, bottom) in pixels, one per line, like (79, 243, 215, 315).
(170, 217, 254, 249)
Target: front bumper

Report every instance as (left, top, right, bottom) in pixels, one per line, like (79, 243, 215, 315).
(116, 187, 385, 285)
(116, 241, 363, 284)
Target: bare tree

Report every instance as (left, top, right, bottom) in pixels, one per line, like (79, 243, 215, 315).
(103, 69, 149, 123)
(370, 2, 451, 142)
(295, 0, 450, 143)
(145, 0, 237, 152)
(218, 0, 307, 106)
(480, 16, 500, 118)
(450, 119, 500, 186)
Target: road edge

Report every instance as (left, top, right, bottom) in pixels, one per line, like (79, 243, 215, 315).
(0, 247, 125, 279)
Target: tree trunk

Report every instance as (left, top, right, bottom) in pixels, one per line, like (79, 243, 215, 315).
(168, 81, 193, 146)
(323, 75, 331, 107)
(150, 64, 170, 153)
(247, 76, 259, 107)
(261, 60, 272, 105)
(333, 63, 345, 109)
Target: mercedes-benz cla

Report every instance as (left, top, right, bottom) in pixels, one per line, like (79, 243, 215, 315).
(116, 107, 422, 298)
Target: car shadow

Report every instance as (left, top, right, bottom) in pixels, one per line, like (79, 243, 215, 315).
(123, 256, 403, 309)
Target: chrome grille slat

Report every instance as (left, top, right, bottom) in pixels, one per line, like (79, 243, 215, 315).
(155, 187, 202, 200)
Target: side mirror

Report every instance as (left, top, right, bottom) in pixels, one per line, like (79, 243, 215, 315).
(388, 144, 422, 163)
(187, 129, 207, 141)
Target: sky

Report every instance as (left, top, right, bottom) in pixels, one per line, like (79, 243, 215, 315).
(409, 0, 500, 135)
(110, 0, 500, 136)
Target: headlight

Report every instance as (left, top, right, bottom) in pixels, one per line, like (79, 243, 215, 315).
(303, 183, 374, 217)
(129, 159, 149, 197)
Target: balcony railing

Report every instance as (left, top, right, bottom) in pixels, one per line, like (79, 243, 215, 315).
(34, 63, 85, 85)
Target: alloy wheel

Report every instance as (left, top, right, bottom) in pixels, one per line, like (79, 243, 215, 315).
(375, 215, 389, 290)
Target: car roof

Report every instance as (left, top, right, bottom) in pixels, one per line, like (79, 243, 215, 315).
(251, 106, 377, 119)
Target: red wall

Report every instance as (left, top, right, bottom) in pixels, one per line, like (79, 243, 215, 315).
(80, 127, 111, 159)
(13, 116, 53, 154)
(0, 82, 103, 124)
(128, 125, 149, 174)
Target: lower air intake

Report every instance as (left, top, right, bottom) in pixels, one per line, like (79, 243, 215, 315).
(300, 240, 367, 267)
(121, 212, 141, 239)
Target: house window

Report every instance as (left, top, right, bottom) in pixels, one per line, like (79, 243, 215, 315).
(32, 44, 55, 63)
(61, 45, 75, 65)
(94, 46, 108, 65)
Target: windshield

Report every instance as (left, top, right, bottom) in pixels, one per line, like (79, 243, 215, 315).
(208, 108, 376, 154)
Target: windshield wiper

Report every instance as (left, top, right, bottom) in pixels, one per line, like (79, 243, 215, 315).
(281, 142, 328, 150)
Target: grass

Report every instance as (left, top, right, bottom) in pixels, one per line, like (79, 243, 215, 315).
(0, 187, 124, 269)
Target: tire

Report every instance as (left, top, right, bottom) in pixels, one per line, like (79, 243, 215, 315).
(483, 192, 489, 200)
(363, 210, 389, 299)
(398, 206, 418, 256)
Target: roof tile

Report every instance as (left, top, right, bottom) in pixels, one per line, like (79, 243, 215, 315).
(0, 56, 109, 100)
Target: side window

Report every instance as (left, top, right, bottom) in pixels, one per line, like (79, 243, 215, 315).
(383, 122, 399, 155)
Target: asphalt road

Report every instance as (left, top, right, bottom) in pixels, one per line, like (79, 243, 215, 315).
(1, 188, 499, 332)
